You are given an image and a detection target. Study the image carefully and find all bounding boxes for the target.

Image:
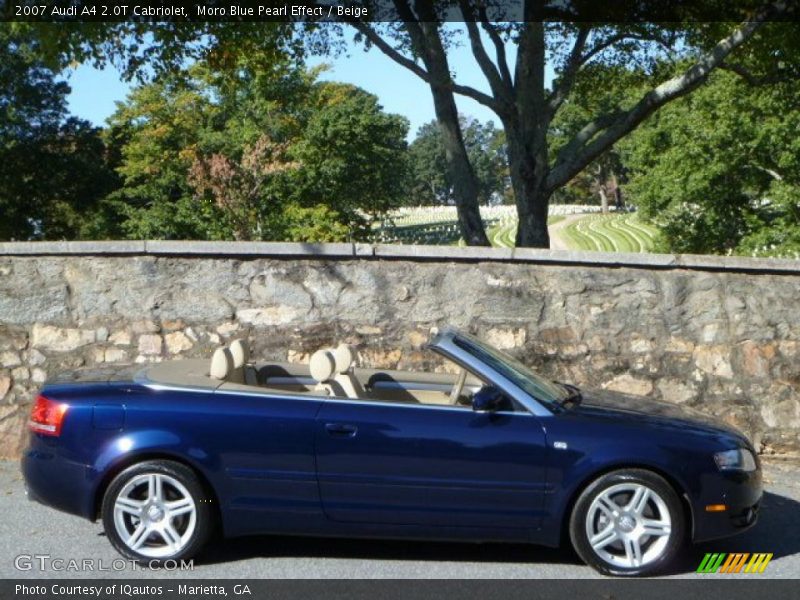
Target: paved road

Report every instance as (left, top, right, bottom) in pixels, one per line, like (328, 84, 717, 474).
(548, 214, 586, 251)
(1, 459, 798, 579)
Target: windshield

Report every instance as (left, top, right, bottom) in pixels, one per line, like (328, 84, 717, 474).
(453, 332, 569, 408)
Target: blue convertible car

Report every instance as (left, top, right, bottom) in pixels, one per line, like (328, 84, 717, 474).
(22, 327, 761, 576)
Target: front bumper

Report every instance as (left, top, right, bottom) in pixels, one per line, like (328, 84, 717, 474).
(692, 466, 763, 543)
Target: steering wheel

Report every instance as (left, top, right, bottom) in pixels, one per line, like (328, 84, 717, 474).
(449, 368, 468, 405)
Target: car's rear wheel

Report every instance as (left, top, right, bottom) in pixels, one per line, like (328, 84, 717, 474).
(569, 468, 685, 576)
(101, 460, 213, 564)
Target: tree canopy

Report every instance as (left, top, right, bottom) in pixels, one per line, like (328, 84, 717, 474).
(0, 28, 117, 240)
(407, 117, 507, 206)
(94, 62, 409, 241)
(622, 69, 800, 258)
(354, 3, 795, 246)
(3, 13, 800, 256)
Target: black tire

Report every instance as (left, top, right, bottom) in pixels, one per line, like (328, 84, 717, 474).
(101, 460, 214, 565)
(569, 468, 685, 577)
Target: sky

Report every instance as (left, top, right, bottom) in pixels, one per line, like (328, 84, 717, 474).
(65, 28, 548, 140)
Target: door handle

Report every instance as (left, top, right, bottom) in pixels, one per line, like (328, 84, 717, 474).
(325, 423, 358, 437)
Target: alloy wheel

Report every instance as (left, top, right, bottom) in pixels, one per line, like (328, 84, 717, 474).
(112, 472, 197, 558)
(585, 482, 672, 569)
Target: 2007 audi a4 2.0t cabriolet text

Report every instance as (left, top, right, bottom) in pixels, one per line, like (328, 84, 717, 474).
(21, 327, 762, 576)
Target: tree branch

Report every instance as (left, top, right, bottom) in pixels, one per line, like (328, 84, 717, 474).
(547, 28, 687, 117)
(478, 7, 513, 91)
(547, 16, 772, 191)
(719, 61, 793, 86)
(351, 21, 500, 110)
(351, 22, 430, 82)
(458, 0, 509, 101)
(546, 26, 590, 115)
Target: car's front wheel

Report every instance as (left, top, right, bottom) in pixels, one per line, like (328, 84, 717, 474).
(101, 460, 213, 564)
(569, 468, 685, 576)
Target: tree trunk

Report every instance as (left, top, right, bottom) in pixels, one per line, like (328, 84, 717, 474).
(413, 17, 489, 246)
(428, 84, 489, 246)
(599, 187, 609, 214)
(515, 185, 550, 247)
(505, 126, 550, 248)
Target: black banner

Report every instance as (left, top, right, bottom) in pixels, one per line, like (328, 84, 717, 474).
(4, 579, 800, 600)
(1, 0, 798, 23)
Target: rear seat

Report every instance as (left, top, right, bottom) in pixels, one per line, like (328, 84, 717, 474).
(210, 339, 257, 385)
(332, 344, 365, 399)
(229, 339, 257, 385)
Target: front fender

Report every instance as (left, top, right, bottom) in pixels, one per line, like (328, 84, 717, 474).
(536, 436, 697, 546)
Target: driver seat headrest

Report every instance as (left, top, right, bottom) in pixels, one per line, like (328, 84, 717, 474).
(210, 347, 234, 380)
(229, 339, 250, 368)
(309, 349, 336, 384)
(332, 344, 355, 374)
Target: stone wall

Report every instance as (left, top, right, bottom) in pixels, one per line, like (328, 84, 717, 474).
(1, 241, 799, 458)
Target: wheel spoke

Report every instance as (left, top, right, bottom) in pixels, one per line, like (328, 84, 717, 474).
(624, 537, 643, 567)
(127, 524, 150, 550)
(628, 486, 650, 515)
(147, 474, 164, 502)
(590, 524, 618, 550)
(160, 523, 182, 551)
(165, 497, 194, 517)
(116, 496, 144, 516)
(641, 518, 671, 537)
(596, 493, 619, 517)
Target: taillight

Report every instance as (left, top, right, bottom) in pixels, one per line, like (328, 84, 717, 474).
(29, 394, 69, 436)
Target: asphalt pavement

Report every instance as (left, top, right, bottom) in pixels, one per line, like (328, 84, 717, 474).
(1, 458, 798, 579)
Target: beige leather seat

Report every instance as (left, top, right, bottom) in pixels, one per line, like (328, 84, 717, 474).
(209, 347, 234, 380)
(229, 339, 257, 385)
(332, 344, 364, 399)
(309, 349, 339, 396)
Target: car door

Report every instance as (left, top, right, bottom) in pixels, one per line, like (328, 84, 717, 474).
(314, 397, 548, 529)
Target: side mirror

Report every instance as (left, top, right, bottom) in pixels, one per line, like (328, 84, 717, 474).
(472, 385, 505, 412)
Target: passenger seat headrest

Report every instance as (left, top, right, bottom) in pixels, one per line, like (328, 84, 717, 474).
(309, 349, 336, 383)
(333, 344, 355, 374)
(229, 339, 250, 368)
(210, 347, 234, 380)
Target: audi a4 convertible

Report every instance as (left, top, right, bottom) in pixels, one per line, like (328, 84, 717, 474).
(22, 327, 761, 576)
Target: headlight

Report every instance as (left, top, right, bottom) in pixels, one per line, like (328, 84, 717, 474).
(714, 448, 757, 472)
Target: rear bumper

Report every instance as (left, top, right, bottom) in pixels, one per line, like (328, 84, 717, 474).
(21, 440, 96, 521)
(692, 467, 763, 543)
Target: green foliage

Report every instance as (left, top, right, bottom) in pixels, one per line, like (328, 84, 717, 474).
(104, 63, 408, 241)
(406, 117, 507, 205)
(292, 81, 410, 221)
(621, 70, 800, 258)
(0, 28, 118, 240)
(103, 73, 221, 239)
(548, 64, 648, 206)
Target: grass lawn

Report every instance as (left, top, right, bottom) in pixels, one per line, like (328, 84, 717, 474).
(486, 215, 564, 248)
(561, 214, 659, 253)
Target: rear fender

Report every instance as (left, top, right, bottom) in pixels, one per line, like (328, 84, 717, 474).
(88, 430, 221, 518)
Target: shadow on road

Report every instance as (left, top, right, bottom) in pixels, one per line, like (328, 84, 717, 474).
(198, 534, 582, 567)
(667, 490, 800, 575)
(195, 490, 800, 574)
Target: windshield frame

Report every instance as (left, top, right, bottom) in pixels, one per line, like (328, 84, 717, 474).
(451, 331, 569, 410)
(426, 327, 568, 416)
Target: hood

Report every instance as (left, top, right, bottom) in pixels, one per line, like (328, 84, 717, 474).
(573, 387, 750, 443)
